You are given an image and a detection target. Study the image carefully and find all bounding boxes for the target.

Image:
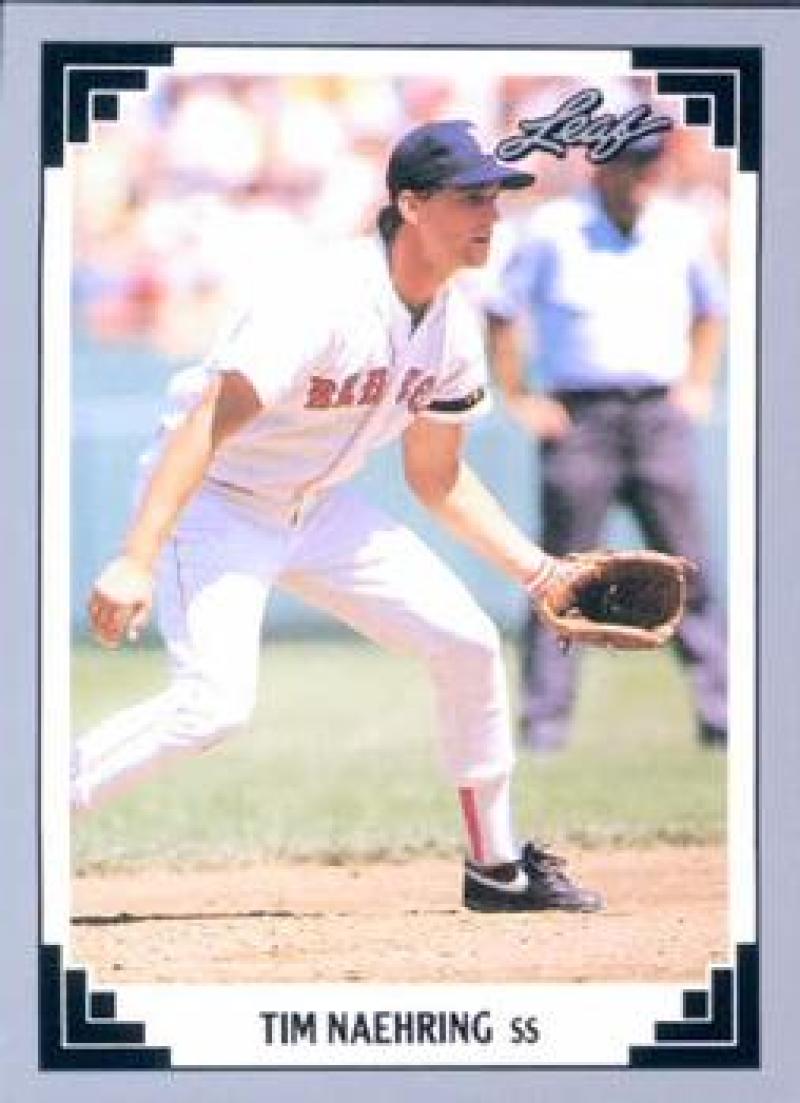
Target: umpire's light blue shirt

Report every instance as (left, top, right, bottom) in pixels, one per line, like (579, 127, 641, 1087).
(489, 189, 727, 392)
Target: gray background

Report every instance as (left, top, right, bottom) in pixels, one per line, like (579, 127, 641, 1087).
(2, 3, 798, 1101)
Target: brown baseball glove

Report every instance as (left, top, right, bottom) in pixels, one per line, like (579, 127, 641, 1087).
(528, 550, 695, 651)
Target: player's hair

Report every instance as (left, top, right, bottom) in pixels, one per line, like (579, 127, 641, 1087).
(378, 188, 436, 242)
(377, 203, 402, 242)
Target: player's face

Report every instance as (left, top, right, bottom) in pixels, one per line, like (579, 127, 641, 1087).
(411, 185, 502, 273)
(594, 158, 663, 231)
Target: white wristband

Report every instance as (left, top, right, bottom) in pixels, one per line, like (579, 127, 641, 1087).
(524, 555, 560, 600)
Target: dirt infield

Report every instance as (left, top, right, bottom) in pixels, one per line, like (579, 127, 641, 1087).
(71, 843, 726, 985)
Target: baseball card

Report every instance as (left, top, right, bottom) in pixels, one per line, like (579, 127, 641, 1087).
(2, 3, 799, 1101)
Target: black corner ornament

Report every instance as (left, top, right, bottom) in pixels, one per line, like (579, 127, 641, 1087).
(631, 47, 762, 172)
(41, 43, 175, 169)
(629, 943, 759, 1068)
(39, 944, 172, 1069)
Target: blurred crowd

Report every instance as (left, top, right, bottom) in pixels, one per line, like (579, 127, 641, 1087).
(72, 70, 731, 362)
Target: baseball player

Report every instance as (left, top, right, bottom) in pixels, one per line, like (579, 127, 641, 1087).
(72, 120, 603, 913)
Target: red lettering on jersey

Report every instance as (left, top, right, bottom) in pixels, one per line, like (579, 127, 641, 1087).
(358, 368, 389, 406)
(396, 369, 424, 405)
(305, 376, 337, 409)
(408, 375, 437, 414)
(335, 373, 360, 407)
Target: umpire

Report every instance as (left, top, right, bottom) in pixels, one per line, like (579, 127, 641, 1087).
(487, 131, 729, 751)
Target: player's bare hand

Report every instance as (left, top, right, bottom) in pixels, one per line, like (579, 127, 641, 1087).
(88, 556, 154, 648)
(507, 393, 572, 441)
(669, 380, 714, 424)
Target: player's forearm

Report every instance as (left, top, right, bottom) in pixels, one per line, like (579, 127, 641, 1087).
(414, 461, 550, 584)
(687, 314, 725, 386)
(122, 397, 217, 570)
(120, 372, 263, 571)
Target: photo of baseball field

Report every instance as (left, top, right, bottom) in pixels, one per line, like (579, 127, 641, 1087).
(45, 46, 753, 1064)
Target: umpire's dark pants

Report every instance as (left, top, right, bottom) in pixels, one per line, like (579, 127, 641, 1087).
(523, 387, 728, 747)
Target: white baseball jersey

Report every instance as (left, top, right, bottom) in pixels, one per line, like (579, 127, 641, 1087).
(152, 236, 491, 525)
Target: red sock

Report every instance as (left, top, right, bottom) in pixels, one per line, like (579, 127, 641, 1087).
(459, 775, 517, 865)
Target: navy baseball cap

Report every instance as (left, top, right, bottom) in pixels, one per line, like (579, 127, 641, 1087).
(607, 130, 668, 166)
(387, 119, 536, 196)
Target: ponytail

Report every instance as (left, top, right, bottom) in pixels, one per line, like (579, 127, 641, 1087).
(377, 203, 402, 242)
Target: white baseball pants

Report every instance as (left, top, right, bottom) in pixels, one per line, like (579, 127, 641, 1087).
(71, 485, 514, 811)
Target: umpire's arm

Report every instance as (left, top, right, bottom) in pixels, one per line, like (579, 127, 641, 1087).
(402, 417, 550, 586)
(88, 372, 262, 647)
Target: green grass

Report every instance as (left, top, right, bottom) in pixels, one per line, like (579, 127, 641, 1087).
(71, 639, 725, 870)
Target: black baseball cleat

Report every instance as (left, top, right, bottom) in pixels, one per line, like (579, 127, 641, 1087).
(698, 721, 727, 750)
(463, 841, 604, 913)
